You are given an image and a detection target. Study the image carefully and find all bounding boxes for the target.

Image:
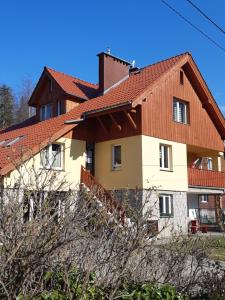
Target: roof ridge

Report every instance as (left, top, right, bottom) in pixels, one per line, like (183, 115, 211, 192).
(139, 51, 190, 72)
(45, 66, 98, 87)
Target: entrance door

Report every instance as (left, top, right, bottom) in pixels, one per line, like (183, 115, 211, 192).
(86, 143, 95, 176)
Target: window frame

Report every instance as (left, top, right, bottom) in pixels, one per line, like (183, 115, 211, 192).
(159, 144, 172, 171)
(56, 100, 62, 116)
(40, 104, 52, 121)
(40, 143, 64, 170)
(199, 195, 208, 203)
(159, 194, 173, 217)
(112, 144, 122, 170)
(173, 98, 189, 124)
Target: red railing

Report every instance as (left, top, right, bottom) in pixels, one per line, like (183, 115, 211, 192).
(188, 167, 225, 188)
(80, 166, 125, 224)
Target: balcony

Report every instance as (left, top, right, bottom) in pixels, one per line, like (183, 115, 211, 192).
(188, 167, 225, 188)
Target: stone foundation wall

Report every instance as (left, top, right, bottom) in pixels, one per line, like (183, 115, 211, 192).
(111, 188, 188, 237)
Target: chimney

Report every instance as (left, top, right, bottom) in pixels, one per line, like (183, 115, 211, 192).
(97, 50, 132, 94)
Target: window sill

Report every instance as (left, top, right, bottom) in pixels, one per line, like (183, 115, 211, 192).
(39, 166, 65, 172)
(160, 168, 173, 172)
(173, 120, 190, 126)
(111, 166, 122, 171)
(160, 215, 173, 218)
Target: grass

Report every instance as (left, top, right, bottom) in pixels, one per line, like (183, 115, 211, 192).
(162, 234, 225, 261)
(203, 235, 225, 261)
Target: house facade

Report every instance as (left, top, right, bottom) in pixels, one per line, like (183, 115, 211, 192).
(0, 51, 225, 236)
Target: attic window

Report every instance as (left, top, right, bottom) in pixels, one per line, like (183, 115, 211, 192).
(4, 136, 25, 147)
(180, 70, 184, 85)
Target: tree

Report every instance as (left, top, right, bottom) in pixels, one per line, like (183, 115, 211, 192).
(14, 79, 34, 124)
(0, 84, 15, 129)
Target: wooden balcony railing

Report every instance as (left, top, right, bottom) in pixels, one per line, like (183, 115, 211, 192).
(188, 167, 225, 188)
(80, 166, 125, 224)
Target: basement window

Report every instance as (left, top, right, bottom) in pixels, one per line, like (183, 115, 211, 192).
(159, 194, 173, 217)
(112, 145, 121, 170)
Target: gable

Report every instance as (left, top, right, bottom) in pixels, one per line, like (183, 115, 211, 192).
(141, 64, 224, 151)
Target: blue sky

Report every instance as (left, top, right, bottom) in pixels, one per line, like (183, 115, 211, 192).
(1, 0, 225, 114)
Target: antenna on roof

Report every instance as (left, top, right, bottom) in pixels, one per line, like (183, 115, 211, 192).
(106, 47, 111, 54)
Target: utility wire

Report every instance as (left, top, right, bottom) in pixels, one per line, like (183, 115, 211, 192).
(186, 0, 225, 35)
(161, 0, 225, 53)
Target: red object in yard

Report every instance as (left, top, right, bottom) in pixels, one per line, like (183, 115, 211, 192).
(190, 220, 198, 234)
(201, 225, 208, 233)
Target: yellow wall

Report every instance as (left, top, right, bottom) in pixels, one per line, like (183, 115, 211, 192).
(95, 136, 143, 190)
(142, 136, 188, 191)
(95, 135, 188, 191)
(3, 137, 86, 190)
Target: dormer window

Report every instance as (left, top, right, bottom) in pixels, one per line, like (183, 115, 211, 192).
(40, 104, 52, 121)
(56, 101, 62, 116)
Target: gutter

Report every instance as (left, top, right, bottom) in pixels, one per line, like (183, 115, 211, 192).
(64, 101, 132, 125)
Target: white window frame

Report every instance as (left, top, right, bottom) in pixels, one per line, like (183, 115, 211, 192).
(207, 157, 212, 170)
(160, 144, 172, 171)
(40, 104, 52, 121)
(159, 194, 173, 217)
(56, 101, 62, 116)
(41, 143, 64, 170)
(199, 195, 208, 203)
(173, 99, 188, 124)
(112, 145, 121, 170)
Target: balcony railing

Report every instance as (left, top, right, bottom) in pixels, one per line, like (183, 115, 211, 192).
(188, 167, 225, 188)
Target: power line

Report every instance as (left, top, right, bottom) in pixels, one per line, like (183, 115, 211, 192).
(186, 0, 225, 35)
(161, 0, 225, 53)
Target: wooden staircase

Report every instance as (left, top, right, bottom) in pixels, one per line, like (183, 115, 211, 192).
(80, 166, 125, 225)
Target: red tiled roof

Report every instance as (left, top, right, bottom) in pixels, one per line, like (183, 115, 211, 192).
(46, 67, 98, 100)
(0, 52, 189, 175)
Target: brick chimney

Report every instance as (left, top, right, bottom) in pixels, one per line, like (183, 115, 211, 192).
(97, 50, 131, 94)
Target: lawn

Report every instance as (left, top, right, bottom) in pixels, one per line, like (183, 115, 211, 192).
(203, 235, 225, 261)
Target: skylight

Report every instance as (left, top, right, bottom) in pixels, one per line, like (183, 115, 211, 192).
(4, 136, 25, 147)
(0, 140, 9, 146)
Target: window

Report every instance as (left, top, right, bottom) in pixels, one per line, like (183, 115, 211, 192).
(56, 101, 62, 116)
(207, 158, 212, 170)
(41, 143, 63, 169)
(112, 145, 121, 169)
(159, 195, 173, 217)
(180, 70, 184, 85)
(173, 99, 188, 124)
(4, 136, 25, 147)
(199, 195, 208, 203)
(40, 104, 52, 121)
(23, 191, 43, 222)
(160, 144, 172, 170)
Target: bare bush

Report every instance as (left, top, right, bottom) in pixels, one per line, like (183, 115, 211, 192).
(0, 149, 224, 299)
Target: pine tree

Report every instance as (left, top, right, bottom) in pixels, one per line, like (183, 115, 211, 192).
(0, 84, 15, 129)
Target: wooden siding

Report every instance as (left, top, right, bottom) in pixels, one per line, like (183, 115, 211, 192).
(72, 106, 142, 142)
(141, 68, 224, 151)
(34, 74, 83, 120)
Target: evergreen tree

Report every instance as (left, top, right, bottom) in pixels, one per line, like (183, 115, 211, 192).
(0, 84, 15, 129)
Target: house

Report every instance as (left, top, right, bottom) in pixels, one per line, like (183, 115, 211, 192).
(0, 50, 225, 236)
